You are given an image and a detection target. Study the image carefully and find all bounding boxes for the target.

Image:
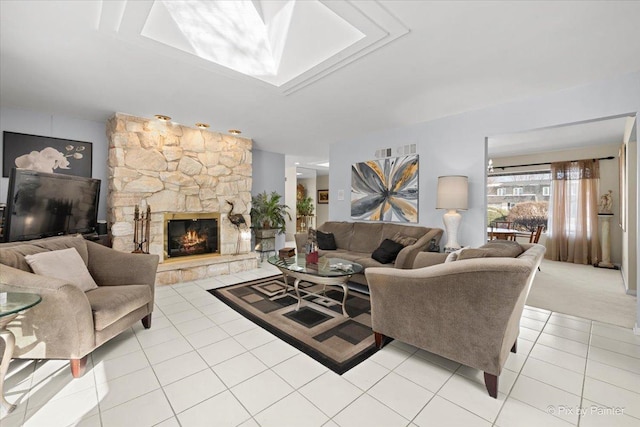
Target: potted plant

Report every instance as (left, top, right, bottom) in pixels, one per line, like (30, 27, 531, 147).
(296, 196, 315, 232)
(250, 191, 291, 238)
(297, 196, 314, 217)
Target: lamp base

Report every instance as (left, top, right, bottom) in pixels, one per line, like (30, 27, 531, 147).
(442, 209, 462, 251)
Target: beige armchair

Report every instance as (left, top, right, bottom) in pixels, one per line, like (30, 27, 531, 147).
(0, 235, 158, 377)
(365, 243, 545, 398)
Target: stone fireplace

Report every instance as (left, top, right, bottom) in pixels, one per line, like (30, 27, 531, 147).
(106, 113, 257, 285)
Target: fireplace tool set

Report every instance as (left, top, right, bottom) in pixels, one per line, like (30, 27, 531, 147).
(133, 203, 151, 254)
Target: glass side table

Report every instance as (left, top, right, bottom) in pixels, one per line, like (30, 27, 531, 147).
(0, 292, 41, 414)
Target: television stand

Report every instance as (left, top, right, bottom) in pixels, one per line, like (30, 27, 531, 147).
(84, 233, 111, 248)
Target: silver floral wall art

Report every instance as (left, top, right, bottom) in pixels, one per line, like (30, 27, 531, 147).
(351, 155, 418, 223)
(3, 132, 92, 177)
(15, 145, 85, 173)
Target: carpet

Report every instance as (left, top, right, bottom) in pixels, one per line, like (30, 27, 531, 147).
(210, 275, 379, 374)
(526, 259, 637, 328)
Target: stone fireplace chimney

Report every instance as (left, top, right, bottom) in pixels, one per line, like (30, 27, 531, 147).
(106, 113, 257, 284)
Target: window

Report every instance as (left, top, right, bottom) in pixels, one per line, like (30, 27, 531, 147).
(487, 171, 550, 231)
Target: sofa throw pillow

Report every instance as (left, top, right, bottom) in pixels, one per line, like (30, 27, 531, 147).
(316, 230, 337, 250)
(25, 248, 99, 292)
(391, 232, 418, 247)
(371, 239, 405, 264)
(445, 248, 464, 262)
(457, 241, 524, 261)
(480, 240, 524, 257)
(456, 248, 493, 260)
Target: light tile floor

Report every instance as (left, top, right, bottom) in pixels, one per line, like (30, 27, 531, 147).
(2, 262, 639, 427)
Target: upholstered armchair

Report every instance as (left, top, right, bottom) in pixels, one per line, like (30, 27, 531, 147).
(0, 235, 158, 377)
(365, 243, 545, 398)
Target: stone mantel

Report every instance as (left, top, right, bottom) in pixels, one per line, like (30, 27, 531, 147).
(106, 113, 257, 284)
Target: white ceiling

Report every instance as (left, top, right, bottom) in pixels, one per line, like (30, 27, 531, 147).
(2, 1, 640, 167)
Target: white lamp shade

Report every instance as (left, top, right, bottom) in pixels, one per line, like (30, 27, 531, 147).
(436, 176, 468, 210)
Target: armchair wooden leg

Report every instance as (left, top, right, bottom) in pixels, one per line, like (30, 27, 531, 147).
(374, 332, 386, 349)
(70, 356, 88, 378)
(484, 372, 498, 398)
(511, 340, 517, 353)
(141, 314, 152, 329)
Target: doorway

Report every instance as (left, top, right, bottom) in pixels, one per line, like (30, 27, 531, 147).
(486, 114, 636, 293)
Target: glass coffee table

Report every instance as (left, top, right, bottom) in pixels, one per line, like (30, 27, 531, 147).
(0, 292, 42, 413)
(268, 255, 363, 317)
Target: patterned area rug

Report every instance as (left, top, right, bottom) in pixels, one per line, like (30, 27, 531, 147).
(210, 275, 378, 374)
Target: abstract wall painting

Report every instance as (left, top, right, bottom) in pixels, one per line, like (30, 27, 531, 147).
(351, 155, 418, 223)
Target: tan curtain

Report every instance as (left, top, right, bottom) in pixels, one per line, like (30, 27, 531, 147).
(546, 159, 600, 264)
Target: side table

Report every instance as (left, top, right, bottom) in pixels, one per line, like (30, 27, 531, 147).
(0, 292, 41, 414)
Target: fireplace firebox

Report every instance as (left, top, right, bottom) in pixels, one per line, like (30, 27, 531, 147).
(164, 213, 220, 259)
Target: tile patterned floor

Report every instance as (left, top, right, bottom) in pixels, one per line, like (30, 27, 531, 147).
(2, 262, 639, 427)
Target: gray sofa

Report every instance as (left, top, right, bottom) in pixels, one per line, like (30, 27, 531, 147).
(366, 242, 545, 398)
(295, 221, 443, 286)
(0, 234, 158, 377)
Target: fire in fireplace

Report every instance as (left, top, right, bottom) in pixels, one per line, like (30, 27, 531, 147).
(164, 213, 220, 259)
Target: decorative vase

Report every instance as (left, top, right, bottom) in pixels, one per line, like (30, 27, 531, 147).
(305, 237, 319, 264)
(306, 250, 319, 264)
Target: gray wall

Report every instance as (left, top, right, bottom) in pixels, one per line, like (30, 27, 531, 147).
(329, 71, 640, 329)
(0, 107, 109, 220)
(251, 149, 285, 197)
(252, 149, 287, 248)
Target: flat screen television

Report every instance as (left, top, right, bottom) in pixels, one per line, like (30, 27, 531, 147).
(3, 168, 101, 242)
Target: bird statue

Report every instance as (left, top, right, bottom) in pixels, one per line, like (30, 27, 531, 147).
(226, 200, 247, 254)
(226, 200, 247, 227)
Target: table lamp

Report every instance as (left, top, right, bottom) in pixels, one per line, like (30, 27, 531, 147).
(436, 175, 468, 252)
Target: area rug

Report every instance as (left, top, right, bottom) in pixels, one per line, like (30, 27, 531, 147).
(210, 275, 379, 374)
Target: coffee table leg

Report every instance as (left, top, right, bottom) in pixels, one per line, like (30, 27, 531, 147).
(340, 282, 349, 317)
(280, 272, 289, 296)
(294, 278, 302, 310)
(0, 320, 17, 414)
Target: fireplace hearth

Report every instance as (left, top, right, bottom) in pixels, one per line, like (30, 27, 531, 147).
(164, 213, 220, 259)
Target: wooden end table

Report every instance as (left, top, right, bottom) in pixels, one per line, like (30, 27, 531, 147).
(0, 292, 41, 414)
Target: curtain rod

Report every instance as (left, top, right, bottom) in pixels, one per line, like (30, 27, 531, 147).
(493, 156, 615, 171)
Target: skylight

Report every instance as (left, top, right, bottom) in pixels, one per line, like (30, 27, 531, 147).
(102, 0, 407, 93)
(141, 0, 364, 85)
(151, 0, 293, 76)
